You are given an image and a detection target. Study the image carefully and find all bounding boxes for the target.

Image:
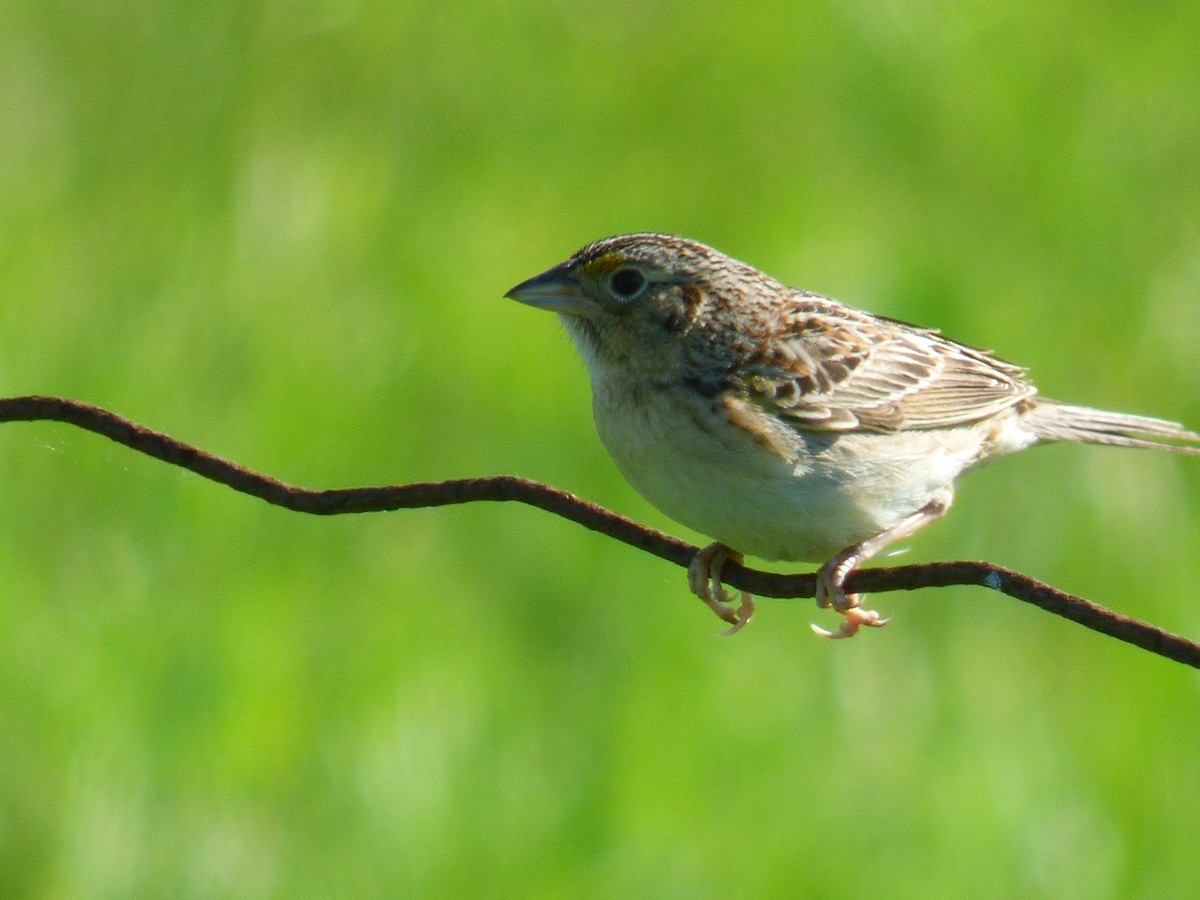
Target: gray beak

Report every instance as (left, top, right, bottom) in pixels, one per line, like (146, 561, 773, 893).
(505, 262, 591, 316)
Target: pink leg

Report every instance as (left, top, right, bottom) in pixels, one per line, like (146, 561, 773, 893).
(688, 542, 756, 636)
(812, 499, 948, 639)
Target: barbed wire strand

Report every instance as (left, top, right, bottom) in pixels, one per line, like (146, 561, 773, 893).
(1, 395, 1196, 668)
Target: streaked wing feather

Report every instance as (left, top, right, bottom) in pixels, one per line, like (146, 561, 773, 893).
(739, 299, 1033, 432)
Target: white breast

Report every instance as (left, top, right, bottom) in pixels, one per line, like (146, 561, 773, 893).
(589, 373, 1014, 563)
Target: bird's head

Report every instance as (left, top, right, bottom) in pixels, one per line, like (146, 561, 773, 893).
(506, 233, 779, 379)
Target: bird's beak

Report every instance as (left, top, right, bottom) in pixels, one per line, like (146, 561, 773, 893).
(505, 263, 591, 317)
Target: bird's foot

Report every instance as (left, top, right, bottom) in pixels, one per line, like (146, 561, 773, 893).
(811, 559, 888, 640)
(688, 542, 755, 636)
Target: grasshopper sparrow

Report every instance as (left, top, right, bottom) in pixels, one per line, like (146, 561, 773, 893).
(506, 233, 1200, 637)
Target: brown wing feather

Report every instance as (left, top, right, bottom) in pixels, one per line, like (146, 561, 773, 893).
(737, 297, 1034, 432)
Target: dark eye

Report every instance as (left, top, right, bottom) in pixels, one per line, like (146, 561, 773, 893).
(609, 267, 647, 299)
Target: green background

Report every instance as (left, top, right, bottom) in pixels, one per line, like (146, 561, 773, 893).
(3, 2, 1199, 897)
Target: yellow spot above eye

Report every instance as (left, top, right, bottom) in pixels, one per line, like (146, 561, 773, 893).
(580, 253, 626, 278)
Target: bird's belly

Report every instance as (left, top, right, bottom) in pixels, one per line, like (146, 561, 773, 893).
(592, 384, 964, 562)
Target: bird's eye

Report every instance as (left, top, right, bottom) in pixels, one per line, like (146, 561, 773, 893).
(609, 266, 647, 300)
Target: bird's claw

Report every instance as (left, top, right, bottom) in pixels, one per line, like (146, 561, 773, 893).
(813, 568, 886, 639)
(689, 542, 756, 635)
(810, 606, 891, 639)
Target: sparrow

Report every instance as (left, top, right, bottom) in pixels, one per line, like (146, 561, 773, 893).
(506, 233, 1200, 637)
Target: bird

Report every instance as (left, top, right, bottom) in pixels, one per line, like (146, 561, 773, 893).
(505, 233, 1200, 638)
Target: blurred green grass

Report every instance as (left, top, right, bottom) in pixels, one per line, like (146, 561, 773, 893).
(2, 1, 1200, 897)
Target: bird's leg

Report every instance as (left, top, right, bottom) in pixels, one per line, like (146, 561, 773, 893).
(811, 499, 948, 639)
(688, 542, 756, 636)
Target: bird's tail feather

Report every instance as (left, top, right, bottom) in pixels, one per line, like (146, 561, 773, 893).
(1030, 401, 1200, 454)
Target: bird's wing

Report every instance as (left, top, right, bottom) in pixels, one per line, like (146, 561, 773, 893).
(736, 296, 1035, 432)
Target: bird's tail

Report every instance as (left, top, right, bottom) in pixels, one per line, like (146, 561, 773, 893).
(1029, 401, 1200, 454)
